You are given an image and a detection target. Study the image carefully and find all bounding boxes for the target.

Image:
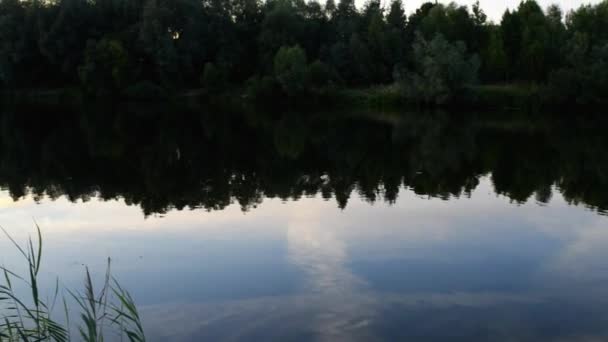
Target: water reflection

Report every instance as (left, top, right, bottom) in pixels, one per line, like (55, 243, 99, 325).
(288, 218, 376, 341)
(1, 104, 608, 341)
(0, 104, 607, 216)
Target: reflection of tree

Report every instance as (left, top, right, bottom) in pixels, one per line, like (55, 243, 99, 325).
(0, 104, 607, 216)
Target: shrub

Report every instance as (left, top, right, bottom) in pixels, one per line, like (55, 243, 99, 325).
(78, 38, 130, 94)
(245, 75, 280, 102)
(200, 62, 227, 92)
(307, 60, 337, 88)
(273, 45, 309, 97)
(548, 41, 608, 105)
(123, 81, 168, 101)
(397, 33, 479, 105)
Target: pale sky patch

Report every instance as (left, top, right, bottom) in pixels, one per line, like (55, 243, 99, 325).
(354, 0, 604, 22)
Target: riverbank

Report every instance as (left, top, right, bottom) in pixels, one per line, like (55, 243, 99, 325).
(331, 83, 548, 110)
(0, 83, 567, 111)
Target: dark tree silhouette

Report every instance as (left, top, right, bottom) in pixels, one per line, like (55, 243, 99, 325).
(0, 0, 607, 103)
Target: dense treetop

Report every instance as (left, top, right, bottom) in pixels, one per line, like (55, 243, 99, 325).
(0, 0, 607, 104)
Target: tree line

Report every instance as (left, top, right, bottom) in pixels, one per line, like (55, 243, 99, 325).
(1, 0, 607, 104)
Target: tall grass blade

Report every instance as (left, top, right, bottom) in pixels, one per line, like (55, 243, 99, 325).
(110, 280, 145, 342)
(34, 222, 42, 276)
(1, 226, 145, 342)
(63, 296, 71, 342)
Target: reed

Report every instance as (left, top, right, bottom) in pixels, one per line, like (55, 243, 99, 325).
(0, 225, 145, 342)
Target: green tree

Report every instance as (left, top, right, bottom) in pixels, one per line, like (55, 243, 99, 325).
(386, 0, 407, 74)
(545, 5, 566, 74)
(349, 33, 373, 84)
(0, 0, 25, 86)
(549, 33, 608, 105)
(363, 0, 389, 82)
(500, 9, 522, 80)
(335, 0, 358, 39)
(200, 62, 228, 92)
(258, 0, 306, 70)
(38, 0, 95, 84)
(481, 27, 508, 81)
(231, 0, 263, 80)
(307, 60, 335, 87)
(2, 0, 608, 103)
(415, 2, 479, 54)
(566, 1, 608, 49)
(398, 33, 479, 104)
(387, 0, 406, 30)
(471, 1, 489, 53)
(274, 45, 309, 96)
(325, 0, 336, 17)
(78, 38, 130, 94)
(517, 0, 550, 81)
(472, 1, 487, 26)
(139, 0, 179, 86)
(407, 2, 437, 39)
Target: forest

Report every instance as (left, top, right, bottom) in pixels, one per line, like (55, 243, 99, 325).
(1, 0, 608, 105)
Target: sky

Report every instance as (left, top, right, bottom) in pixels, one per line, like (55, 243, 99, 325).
(354, 0, 603, 22)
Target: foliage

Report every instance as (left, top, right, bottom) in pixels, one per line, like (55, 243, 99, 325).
(307, 60, 337, 87)
(78, 39, 130, 95)
(123, 81, 168, 101)
(546, 1, 608, 105)
(200, 62, 228, 92)
(481, 27, 508, 82)
(245, 75, 280, 101)
(549, 41, 608, 105)
(273, 45, 309, 96)
(0, 225, 145, 342)
(398, 33, 479, 104)
(466, 83, 544, 109)
(0, 0, 607, 105)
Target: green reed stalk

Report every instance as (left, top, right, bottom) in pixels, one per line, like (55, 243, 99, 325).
(0, 225, 145, 342)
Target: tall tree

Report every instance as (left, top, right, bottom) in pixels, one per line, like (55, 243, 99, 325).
(387, 0, 406, 29)
(139, 0, 179, 85)
(325, 0, 336, 17)
(500, 9, 522, 80)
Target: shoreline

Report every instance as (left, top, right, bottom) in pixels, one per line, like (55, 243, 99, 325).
(0, 83, 591, 111)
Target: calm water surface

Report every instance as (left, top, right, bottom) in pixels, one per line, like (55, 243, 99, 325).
(0, 105, 607, 341)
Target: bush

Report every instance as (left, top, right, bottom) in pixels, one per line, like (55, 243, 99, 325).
(548, 41, 608, 105)
(274, 45, 309, 97)
(465, 84, 544, 109)
(396, 33, 479, 105)
(307, 60, 337, 88)
(245, 75, 280, 102)
(122, 81, 168, 101)
(200, 62, 227, 92)
(78, 38, 130, 94)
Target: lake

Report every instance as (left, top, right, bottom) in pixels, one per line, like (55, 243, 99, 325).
(1, 104, 607, 341)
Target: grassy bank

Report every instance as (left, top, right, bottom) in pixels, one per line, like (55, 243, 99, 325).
(330, 85, 405, 108)
(462, 84, 547, 110)
(328, 83, 550, 110)
(2, 83, 557, 111)
(2, 88, 85, 107)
